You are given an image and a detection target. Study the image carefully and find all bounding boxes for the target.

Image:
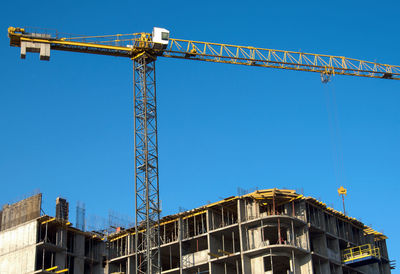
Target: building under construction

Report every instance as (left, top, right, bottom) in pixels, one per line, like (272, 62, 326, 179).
(0, 194, 106, 273)
(0, 189, 393, 274)
(5, 27, 399, 274)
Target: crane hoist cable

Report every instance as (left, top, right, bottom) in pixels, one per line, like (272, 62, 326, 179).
(324, 82, 347, 188)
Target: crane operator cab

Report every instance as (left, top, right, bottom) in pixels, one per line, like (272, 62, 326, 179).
(152, 27, 170, 50)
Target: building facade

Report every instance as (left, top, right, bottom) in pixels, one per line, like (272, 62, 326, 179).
(0, 194, 105, 274)
(0, 215, 106, 274)
(107, 189, 392, 274)
(0, 190, 393, 273)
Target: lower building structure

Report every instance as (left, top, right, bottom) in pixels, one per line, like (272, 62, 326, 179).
(107, 189, 392, 274)
(0, 189, 394, 273)
(0, 194, 106, 274)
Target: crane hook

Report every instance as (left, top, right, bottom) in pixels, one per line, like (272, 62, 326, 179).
(321, 72, 331, 84)
(321, 66, 335, 83)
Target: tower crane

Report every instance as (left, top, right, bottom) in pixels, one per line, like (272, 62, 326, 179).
(8, 26, 400, 274)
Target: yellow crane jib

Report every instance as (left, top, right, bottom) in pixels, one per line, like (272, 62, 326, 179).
(8, 26, 400, 80)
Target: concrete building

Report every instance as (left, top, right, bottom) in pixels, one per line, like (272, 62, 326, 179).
(107, 189, 392, 274)
(0, 190, 394, 273)
(0, 194, 106, 274)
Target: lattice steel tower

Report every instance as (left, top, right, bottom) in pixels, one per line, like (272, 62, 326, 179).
(133, 55, 160, 274)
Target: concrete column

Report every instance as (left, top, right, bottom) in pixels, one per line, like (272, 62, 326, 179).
(54, 227, 67, 269)
(291, 250, 295, 273)
(127, 235, 131, 274)
(291, 220, 295, 246)
(178, 218, 183, 274)
(237, 199, 245, 274)
(206, 210, 212, 274)
(74, 234, 84, 273)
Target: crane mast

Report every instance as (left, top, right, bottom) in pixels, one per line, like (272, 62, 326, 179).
(7, 26, 400, 274)
(133, 54, 160, 273)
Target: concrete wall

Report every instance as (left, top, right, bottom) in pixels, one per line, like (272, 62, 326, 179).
(250, 255, 264, 274)
(242, 255, 252, 274)
(74, 234, 85, 273)
(0, 219, 37, 274)
(311, 234, 326, 256)
(248, 227, 262, 250)
(182, 249, 208, 268)
(358, 263, 382, 274)
(294, 226, 309, 250)
(295, 254, 312, 274)
(1, 194, 41, 231)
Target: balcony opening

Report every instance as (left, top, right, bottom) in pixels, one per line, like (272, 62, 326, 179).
(264, 255, 290, 273)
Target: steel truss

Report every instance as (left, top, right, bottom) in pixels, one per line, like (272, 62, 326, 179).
(133, 55, 160, 274)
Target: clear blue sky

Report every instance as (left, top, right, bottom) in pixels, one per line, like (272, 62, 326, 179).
(1, 0, 399, 269)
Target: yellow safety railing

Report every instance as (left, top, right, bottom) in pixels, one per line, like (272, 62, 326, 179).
(342, 244, 380, 263)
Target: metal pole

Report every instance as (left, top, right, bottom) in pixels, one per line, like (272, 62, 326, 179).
(278, 218, 281, 244)
(342, 195, 346, 216)
(272, 194, 275, 215)
(134, 55, 160, 274)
